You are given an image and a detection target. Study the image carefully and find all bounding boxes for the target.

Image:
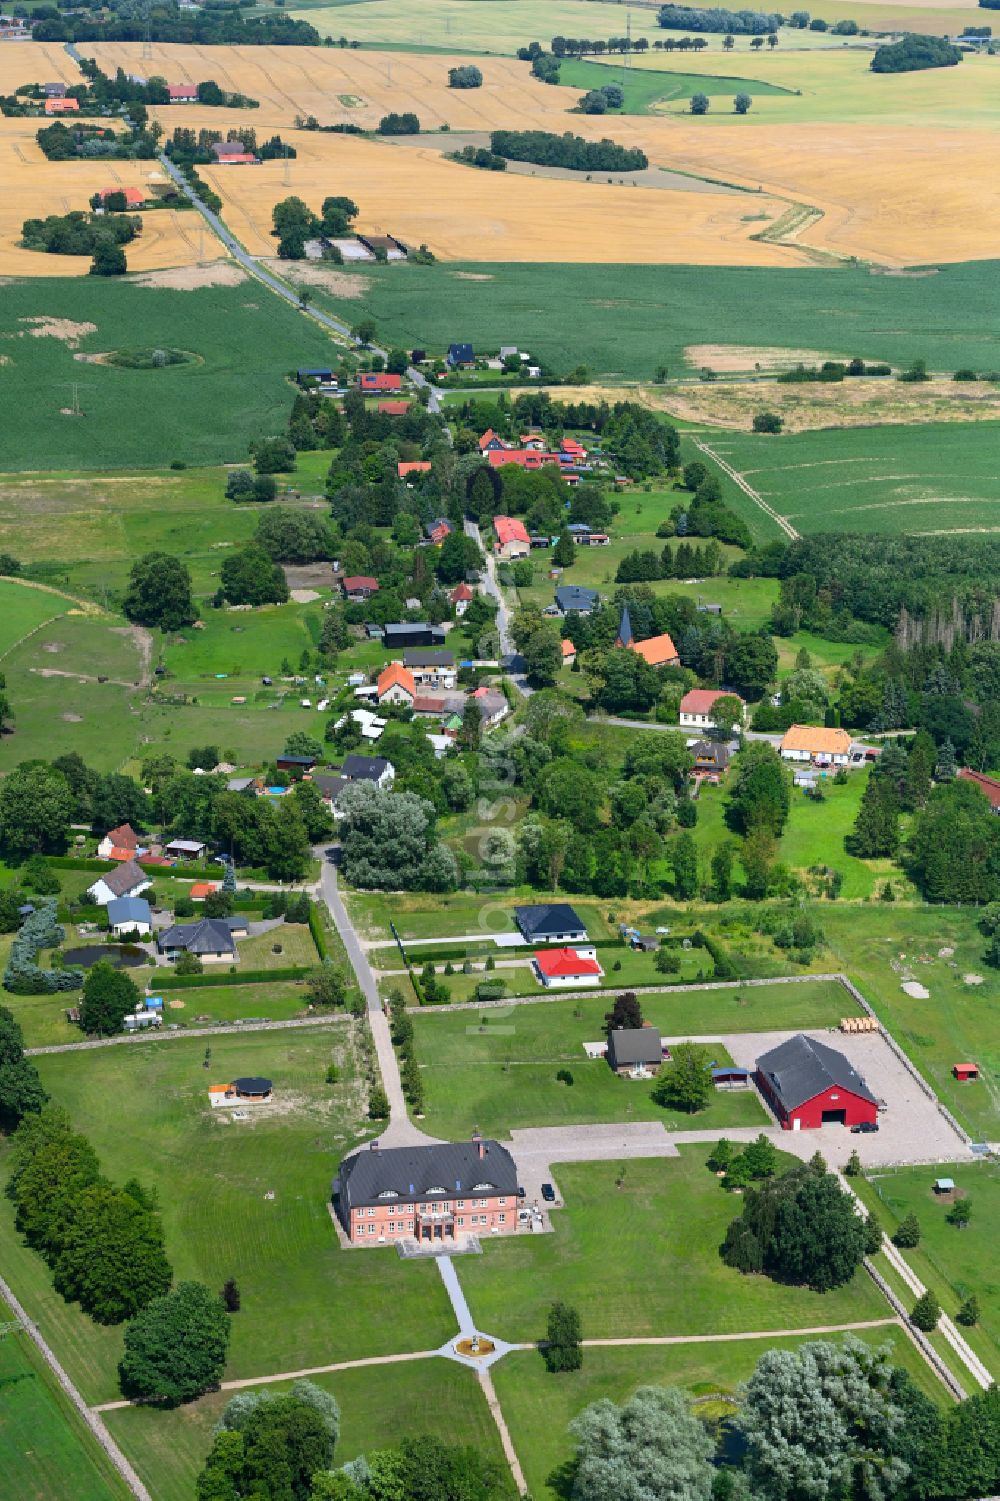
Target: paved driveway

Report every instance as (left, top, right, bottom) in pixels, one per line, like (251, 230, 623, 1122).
(721, 1029, 973, 1169)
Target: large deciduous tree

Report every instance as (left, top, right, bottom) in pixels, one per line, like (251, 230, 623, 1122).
(652, 1042, 711, 1114)
(119, 1281, 231, 1404)
(727, 742, 790, 836)
(722, 1161, 866, 1291)
(0, 763, 73, 854)
(123, 552, 196, 632)
(338, 783, 456, 892)
(0, 1003, 47, 1130)
(79, 961, 142, 1037)
(569, 1385, 714, 1501)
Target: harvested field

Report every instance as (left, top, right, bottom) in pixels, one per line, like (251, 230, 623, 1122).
(198, 131, 801, 265)
(129, 263, 246, 290)
(259, 259, 368, 296)
(0, 117, 226, 276)
(657, 377, 1000, 432)
(685, 344, 838, 372)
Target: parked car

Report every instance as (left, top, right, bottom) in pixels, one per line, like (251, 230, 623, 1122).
(850, 1120, 879, 1134)
(541, 1182, 556, 1202)
(517, 1186, 526, 1198)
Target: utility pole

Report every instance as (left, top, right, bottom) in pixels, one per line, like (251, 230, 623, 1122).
(622, 7, 632, 89)
(65, 382, 84, 417)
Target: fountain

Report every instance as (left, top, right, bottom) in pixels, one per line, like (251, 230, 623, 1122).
(454, 1332, 495, 1359)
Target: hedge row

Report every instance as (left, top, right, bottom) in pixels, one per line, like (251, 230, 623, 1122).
(308, 903, 329, 962)
(49, 855, 225, 882)
(153, 965, 312, 991)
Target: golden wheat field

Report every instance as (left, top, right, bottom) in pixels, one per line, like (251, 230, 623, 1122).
(0, 39, 994, 270)
(0, 116, 227, 276)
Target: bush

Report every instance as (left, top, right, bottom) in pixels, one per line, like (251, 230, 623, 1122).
(753, 410, 784, 434)
(911, 1290, 940, 1331)
(892, 1212, 921, 1248)
(448, 65, 483, 88)
(378, 111, 420, 134)
(489, 127, 647, 172)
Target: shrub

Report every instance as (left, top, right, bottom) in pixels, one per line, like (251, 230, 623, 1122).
(911, 1290, 940, 1331)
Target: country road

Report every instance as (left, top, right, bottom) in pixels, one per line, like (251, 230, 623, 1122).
(464, 519, 532, 697)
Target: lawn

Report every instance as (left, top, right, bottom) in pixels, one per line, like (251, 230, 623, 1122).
(409, 980, 855, 1138)
(0, 1027, 456, 1405)
(493, 1327, 949, 1501)
(0, 1301, 132, 1501)
(105, 1359, 516, 1501)
(162, 599, 328, 688)
(0, 579, 73, 656)
(705, 422, 1000, 538)
(307, 260, 1000, 387)
(456, 1149, 890, 1344)
(820, 903, 1000, 1142)
(0, 279, 340, 471)
(556, 56, 794, 112)
(347, 890, 620, 946)
(860, 1159, 1000, 1379)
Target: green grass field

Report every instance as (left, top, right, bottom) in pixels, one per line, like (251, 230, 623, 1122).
(556, 57, 794, 111)
(493, 1325, 948, 1501)
(0, 1028, 456, 1405)
(0, 1302, 132, 1501)
(0, 279, 339, 471)
(105, 1359, 516, 1501)
(820, 904, 1000, 1142)
(409, 980, 854, 1137)
(306, 260, 1000, 386)
(706, 422, 1000, 537)
(0, 580, 73, 656)
(457, 1149, 889, 1344)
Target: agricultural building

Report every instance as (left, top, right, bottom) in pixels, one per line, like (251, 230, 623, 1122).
(164, 838, 206, 859)
(446, 343, 475, 367)
(357, 233, 406, 260)
(755, 1033, 878, 1131)
(341, 575, 379, 601)
(335, 1136, 518, 1245)
(44, 97, 78, 113)
(383, 622, 446, 649)
(957, 768, 1000, 811)
(98, 186, 145, 208)
(562, 638, 576, 665)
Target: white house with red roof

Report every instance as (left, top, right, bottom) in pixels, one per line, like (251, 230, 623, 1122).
(493, 515, 531, 560)
(167, 82, 198, 102)
(561, 638, 577, 666)
(97, 823, 148, 861)
(450, 582, 474, 617)
(679, 688, 745, 731)
(478, 429, 507, 453)
(98, 186, 145, 208)
(376, 662, 416, 707)
(533, 947, 603, 989)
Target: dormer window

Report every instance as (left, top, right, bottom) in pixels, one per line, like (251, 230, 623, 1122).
(426, 1186, 446, 1194)
(377, 1190, 398, 1199)
(472, 1182, 495, 1192)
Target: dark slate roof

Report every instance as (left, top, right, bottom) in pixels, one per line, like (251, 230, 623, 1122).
(608, 1028, 663, 1068)
(342, 755, 390, 782)
(403, 649, 455, 668)
(692, 741, 730, 768)
(514, 902, 587, 940)
(617, 605, 634, 646)
(447, 343, 475, 362)
(756, 1033, 877, 1111)
(233, 1076, 272, 1093)
(93, 859, 149, 898)
(338, 1139, 517, 1213)
(106, 896, 151, 925)
(158, 918, 237, 956)
(313, 774, 349, 801)
(555, 585, 599, 612)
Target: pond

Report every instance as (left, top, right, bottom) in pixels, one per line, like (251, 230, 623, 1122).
(63, 945, 148, 969)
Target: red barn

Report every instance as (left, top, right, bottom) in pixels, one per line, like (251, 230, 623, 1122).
(755, 1033, 878, 1131)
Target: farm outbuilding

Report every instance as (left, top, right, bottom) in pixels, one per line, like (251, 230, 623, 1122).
(953, 1063, 979, 1082)
(756, 1033, 878, 1131)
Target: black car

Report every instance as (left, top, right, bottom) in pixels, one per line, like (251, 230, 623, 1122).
(850, 1120, 879, 1134)
(517, 1186, 526, 1199)
(541, 1182, 556, 1202)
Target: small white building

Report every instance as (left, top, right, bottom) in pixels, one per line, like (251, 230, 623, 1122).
(106, 896, 152, 938)
(532, 946, 603, 988)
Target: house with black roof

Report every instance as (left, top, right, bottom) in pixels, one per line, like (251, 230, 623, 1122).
(446, 343, 475, 368)
(607, 1027, 664, 1076)
(157, 917, 245, 963)
(335, 1135, 518, 1245)
(755, 1033, 878, 1131)
(555, 585, 599, 615)
(341, 755, 394, 787)
(514, 903, 588, 945)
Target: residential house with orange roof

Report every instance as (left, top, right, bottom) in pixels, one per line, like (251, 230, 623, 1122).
(493, 515, 531, 560)
(679, 688, 745, 731)
(376, 662, 417, 707)
(398, 460, 431, 479)
(779, 725, 853, 765)
(478, 429, 507, 453)
(562, 638, 577, 666)
(44, 97, 79, 113)
(98, 186, 145, 208)
(450, 582, 473, 617)
(97, 823, 146, 861)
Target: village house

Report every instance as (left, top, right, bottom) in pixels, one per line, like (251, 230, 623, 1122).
(555, 585, 599, 616)
(411, 692, 467, 721)
(335, 1135, 519, 1246)
(157, 916, 246, 963)
(607, 1027, 665, 1077)
(479, 429, 507, 453)
(341, 575, 379, 603)
(276, 753, 316, 774)
(446, 342, 475, 368)
(679, 688, 745, 731)
(450, 582, 473, 617)
(167, 82, 198, 102)
(44, 97, 79, 113)
(493, 515, 531, 561)
(471, 685, 510, 728)
(486, 448, 562, 474)
(341, 754, 394, 788)
(376, 662, 416, 707)
(106, 896, 152, 939)
(88, 859, 152, 907)
(755, 1033, 879, 1131)
(98, 186, 145, 209)
(515, 902, 588, 945)
(43, 81, 67, 97)
(97, 822, 146, 861)
(359, 372, 402, 393)
(297, 367, 337, 390)
(379, 400, 411, 416)
(561, 638, 577, 667)
(398, 460, 431, 480)
(779, 725, 853, 766)
(211, 139, 256, 163)
(403, 649, 456, 690)
(533, 946, 603, 988)
(691, 740, 731, 780)
(424, 517, 452, 544)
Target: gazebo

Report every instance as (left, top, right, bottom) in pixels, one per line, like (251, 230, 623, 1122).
(232, 1076, 273, 1101)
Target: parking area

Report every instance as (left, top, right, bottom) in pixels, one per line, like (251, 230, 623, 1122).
(721, 1029, 972, 1169)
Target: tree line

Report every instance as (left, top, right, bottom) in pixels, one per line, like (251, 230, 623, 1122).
(32, 8, 320, 45)
(658, 3, 781, 32)
(489, 128, 648, 172)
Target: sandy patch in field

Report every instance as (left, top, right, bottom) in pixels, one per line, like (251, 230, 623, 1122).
(290, 588, 320, 603)
(260, 259, 367, 297)
(20, 317, 98, 347)
(686, 344, 839, 373)
(451, 271, 494, 281)
(129, 262, 245, 290)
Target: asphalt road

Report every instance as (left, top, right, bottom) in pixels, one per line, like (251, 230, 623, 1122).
(464, 519, 532, 697)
